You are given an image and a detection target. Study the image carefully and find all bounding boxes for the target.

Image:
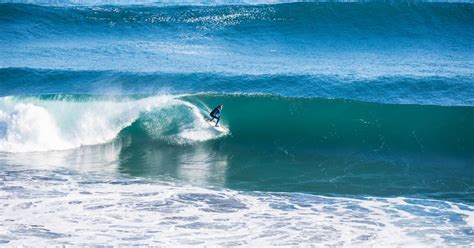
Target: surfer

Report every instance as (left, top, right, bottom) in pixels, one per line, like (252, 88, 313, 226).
(209, 105, 224, 127)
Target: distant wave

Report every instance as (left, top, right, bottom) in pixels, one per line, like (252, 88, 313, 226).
(1, 68, 473, 106)
(1, 0, 473, 6)
(1, 2, 473, 76)
(2, 2, 473, 39)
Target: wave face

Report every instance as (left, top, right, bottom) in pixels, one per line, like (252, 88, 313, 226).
(1, 2, 473, 76)
(0, 94, 472, 201)
(184, 94, 473, 157)
(1, 94, 471, 155)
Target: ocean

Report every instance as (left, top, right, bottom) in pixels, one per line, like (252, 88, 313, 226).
(0, 0, 473, 246)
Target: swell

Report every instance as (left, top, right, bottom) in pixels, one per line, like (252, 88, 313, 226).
(2, 3, 472, 76)
(2, 2, 473, 45)
(2, 68, 474, 106)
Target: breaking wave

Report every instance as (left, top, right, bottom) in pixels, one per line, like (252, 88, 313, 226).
(0, 95, 228, 152)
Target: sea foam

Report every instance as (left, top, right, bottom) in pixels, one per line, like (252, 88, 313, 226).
(0, 168, 472, 246)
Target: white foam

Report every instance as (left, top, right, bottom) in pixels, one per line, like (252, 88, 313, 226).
(0, 171, 472, 247)
(0, 95, 228, 152)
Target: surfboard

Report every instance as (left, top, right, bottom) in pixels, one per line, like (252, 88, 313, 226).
(206, 119, 228, 133)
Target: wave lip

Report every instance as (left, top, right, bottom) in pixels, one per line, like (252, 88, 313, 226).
(0, 95, 228, 153)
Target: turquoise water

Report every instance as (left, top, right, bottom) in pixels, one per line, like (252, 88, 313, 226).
(0, 1, 473, 246)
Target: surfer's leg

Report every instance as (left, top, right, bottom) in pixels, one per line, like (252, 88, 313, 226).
(215, 117, 220, 126)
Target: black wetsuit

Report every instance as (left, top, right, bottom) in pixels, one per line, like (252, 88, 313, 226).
(209, 107, 221, 125)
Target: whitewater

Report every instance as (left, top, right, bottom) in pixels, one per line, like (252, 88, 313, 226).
(0, 95, 228, 152)
(0, 0, 473, 246)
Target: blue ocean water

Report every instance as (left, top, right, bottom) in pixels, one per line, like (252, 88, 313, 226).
(0, 0, 473, 246)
